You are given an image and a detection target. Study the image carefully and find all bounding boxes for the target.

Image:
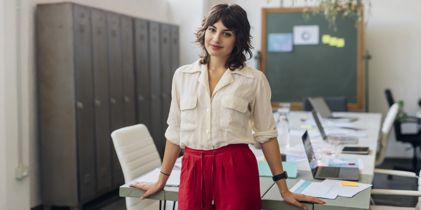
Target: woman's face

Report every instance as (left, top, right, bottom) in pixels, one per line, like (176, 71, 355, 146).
(204, 20, 236, 61)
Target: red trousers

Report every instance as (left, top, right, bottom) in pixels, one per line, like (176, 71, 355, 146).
(178, 144, 260, 210)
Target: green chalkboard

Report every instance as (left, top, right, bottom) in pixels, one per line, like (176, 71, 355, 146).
(261, 8, 365, 111)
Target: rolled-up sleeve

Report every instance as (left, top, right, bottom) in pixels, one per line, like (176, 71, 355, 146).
(251, 72, 277, 144)
(164, 72, 181, 145)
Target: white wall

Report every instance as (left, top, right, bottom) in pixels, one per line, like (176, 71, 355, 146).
(1, 0, 7, 208)
(1, 0, 32, 209)
(167, 0, 205, 65)
(367, 0, 421, 157)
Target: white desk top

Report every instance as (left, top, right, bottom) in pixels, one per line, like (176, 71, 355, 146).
(120, 111, 382, 210)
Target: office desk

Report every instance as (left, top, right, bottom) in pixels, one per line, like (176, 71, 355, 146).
(119, 111, 381, 210)
(262, 171, 373, 210)
(285, 111, 382, 178)
(119, 176, 275, 201)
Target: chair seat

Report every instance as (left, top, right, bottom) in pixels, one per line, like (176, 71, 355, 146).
(371, 205, 415, 210)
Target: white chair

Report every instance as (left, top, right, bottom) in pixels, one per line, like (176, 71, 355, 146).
(111, 124, 161, 210)
(371, 104, 421, 209)
(375, 103, 400, 167)
(370, 169, 421, 210)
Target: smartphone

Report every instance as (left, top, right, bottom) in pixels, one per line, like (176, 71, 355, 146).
(342, 146, 370, 155)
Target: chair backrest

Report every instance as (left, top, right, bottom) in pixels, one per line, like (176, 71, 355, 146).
(111, 124, 161, 210)
(385, 89, 395, 107)
(303, 96, 348, 112)
(376, 103, 399, 166)
(384, 89, 408, 139)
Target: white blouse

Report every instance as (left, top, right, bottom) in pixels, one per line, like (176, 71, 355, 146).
(165, 60, 277, 150)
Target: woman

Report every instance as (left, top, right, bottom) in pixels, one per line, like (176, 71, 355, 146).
(131, 4, 325, 210)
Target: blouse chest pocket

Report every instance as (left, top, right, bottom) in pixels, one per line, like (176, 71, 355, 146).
(221, 96, 250, 129)
(180, 97, 198, 131)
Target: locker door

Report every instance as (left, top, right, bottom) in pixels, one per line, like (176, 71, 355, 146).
(149, 21, 163, 159)
(107, 12, 125, 187)
(134, 19, 151, 128)
(91, 9, 112, 194)
(160, 23, 171, 154)
(170, 25, 180, 74)
(73, 5, 96, 202)
(120, 16, 136, 126)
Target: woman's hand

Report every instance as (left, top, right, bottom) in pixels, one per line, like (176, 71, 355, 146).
(129, 181, 165, 200)
(281, 190, 325, 210)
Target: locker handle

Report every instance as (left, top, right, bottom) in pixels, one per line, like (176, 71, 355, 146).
(124, 96, 130, 103)
(95, 99, 101, 106)
(76, 101, 84, 109)
(110, 98, 116, 104)
(151, 94, 157, 100)
(138, 95, 145, 101)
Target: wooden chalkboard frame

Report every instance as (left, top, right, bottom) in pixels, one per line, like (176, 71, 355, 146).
(261, 7, 365, 111)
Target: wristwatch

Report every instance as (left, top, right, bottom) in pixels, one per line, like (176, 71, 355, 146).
(272, 171, 288, 182)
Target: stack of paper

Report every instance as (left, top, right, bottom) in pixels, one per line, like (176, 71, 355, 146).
(290, 179, 371, 199)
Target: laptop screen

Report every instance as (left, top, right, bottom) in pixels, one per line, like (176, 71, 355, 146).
(302, 131, 318, 175)
(309, 97, 332, 118)
(311, 110, 328, 140)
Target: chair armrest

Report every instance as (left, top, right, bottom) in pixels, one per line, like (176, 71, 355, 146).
(374, 168, 418, 178)
(371, 189, 421, 197)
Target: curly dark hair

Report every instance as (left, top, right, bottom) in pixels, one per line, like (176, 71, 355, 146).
(196, 4, 253, 70)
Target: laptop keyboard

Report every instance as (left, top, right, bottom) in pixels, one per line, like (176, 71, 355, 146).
(318, 167, 340, 177)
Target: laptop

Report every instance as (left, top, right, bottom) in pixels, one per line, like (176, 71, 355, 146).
(302, 131, 360, 181)
(308, 97, 358, 122)
(312, 110, 359, 144)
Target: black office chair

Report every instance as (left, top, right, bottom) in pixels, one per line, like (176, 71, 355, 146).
(302, 96, 348, 112)
(385, 89, 421, 173)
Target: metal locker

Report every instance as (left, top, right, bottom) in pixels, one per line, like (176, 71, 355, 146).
(107, 12, 125, 187)
(37, 3, 80, 206)
(170, 25, 180, 74)
(120, 16, 136, 126)
(134, 19, 151, 128)
(37, 3, 180, 207)
(91, 8, 112, 194)
(160, 23, 172, 153)
(149, 21, 163, 159)
(73, 5, 96, 202)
